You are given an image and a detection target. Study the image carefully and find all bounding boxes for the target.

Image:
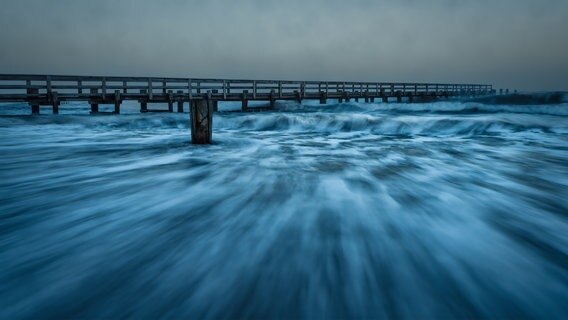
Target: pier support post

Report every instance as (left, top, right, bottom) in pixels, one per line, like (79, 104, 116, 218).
(294, 90, 302, 104)
(382, 96, 388, 103)
(343, 92, 350, 102)
(114, 90, 121, 114)
(28, 88, 40, 114)
(242, 90, 249, 112)
(168, 90, 174, 112)
(177, 91, 184, 112)
(370, 97, 375, 103)
(140, 89, 148, 113)
(269, 89, 276, 109)
(396, 92, 402, 103)
(211, 90, 219, 112)
(90, 88, 99, 113)
(51, 91, 59, 114)
(364, 91, 370, 103)
(190, 94, 213, 144)
(319, 91, 327, 104)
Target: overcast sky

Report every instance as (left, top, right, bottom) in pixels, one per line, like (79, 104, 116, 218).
(0, 0, 566, 91)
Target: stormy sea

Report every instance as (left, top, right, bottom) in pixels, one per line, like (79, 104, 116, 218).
(1, 96, 567, 319)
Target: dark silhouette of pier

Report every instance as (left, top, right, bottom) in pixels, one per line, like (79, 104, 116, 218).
(0, 74, 493, 144)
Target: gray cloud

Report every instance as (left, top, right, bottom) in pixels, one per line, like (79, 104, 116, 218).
(1, 0, 567, 91)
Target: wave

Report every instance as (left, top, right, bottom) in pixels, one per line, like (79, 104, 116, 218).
(0, 101, 566, 137)
(216, 113, 566, 136)
(273, 100, 568, 116)
(467, 92, 567, 105)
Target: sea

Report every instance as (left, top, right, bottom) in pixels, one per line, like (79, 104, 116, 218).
(1, 96, 567, 319)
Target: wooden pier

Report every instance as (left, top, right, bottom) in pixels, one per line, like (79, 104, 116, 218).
(0, 74, 493, 144)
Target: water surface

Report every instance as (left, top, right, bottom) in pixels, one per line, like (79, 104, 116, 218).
(1, 100, 567, 319)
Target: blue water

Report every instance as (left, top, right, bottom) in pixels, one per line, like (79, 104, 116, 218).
(1, 100, 567, 319)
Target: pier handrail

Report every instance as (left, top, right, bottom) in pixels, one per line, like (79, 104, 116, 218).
(0, 74, 492, 101)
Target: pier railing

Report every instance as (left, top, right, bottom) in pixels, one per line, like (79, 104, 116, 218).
(0, 74, 492, 102)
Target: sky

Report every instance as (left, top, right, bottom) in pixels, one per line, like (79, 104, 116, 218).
(0, 0, 567, 91)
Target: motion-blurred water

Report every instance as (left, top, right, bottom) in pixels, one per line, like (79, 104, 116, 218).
(1, 100, 567, 319)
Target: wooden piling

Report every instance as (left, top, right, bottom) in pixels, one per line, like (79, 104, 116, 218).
(211, 90, 219, 112)
(28, 88, 40, 114)
(269, 89, 276, 109)
(294, 90, 302, 103)
(242, 90, 249, 112)
(319, 91, 327, 104)
(114, 90, 121, 114)
(177, 90, 184, 113)
(51, 91, 59, 114)
(140, 89, 148, 113)
(190, 96, 213, 144)
(90, 88, 99, 113)
(167, 90, 174, 112)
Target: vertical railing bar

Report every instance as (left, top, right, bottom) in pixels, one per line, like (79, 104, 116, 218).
(253, 80, 257, 99)
(223, 80, 227, 99)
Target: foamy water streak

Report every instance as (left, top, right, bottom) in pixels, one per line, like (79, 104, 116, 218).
(1, 101, 567, 319)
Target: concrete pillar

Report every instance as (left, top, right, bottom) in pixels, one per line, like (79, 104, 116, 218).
(168, 90, 174, 112)
(338, 98, 344, 103)
(382, 96, 388, 103)
(344, 92, 350, 102)
(140, 89, 148, 113)
(190, 97, 213, 144)
(114, 90, 121, 114)
(177, 91, 184, 113)
(370, 97, 375, 103)
(51, 91, 59, 114)
(242, 90, 249, 112)
(396, 95, 402, 103)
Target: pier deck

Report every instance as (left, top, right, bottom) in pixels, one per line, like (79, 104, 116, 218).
(0, 74, 493, 143)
